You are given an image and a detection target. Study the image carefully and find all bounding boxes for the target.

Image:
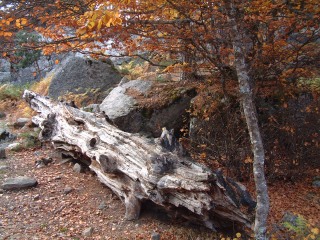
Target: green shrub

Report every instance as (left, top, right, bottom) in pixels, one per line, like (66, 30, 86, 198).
(298, 77, 320, 92)
(20, 130, 41, 149)
(0, 84, 25, 101)
(11, 130, 41, 152)
(281, 213, 320, 240)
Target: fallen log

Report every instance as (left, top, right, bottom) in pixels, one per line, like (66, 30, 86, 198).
(23, 90, 255, 231)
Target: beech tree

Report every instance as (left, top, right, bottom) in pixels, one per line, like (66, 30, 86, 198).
(1, 0, 319, 238)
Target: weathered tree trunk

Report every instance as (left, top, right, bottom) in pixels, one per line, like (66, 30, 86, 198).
(225, 1, 270, 239)
(23, 90, 255, 231)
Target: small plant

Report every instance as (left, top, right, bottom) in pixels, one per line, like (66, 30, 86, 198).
(11, 130, 41, 152)
(59, 227, 68, 233)
(0, 84, 24, 101)
(298, 77, 320, 92)
(20, 130, 41, 148)
(280, 213, 320, 240)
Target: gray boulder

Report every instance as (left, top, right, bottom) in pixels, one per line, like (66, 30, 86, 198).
(100, 80, 152, 120)
(63, 186, 73, 195)
(1, 176, 38, 190)
(82, 227, 94, 237)
(0, 129, 16, 143)
(0, 59, 11, 83)
(0, 112, 6, 119)
(73, 163, 83, 173)
(48, 56, 122, 103)
(13, 118, 30, 129)
(151, 232, 161, 240)
(0, 148, 6, 159)
(313, 176, 320, 187)
(7, 142, 21, 150)
(12, 53, 69, 84)
(0, 165, 9, 171)
(100, 80, 195, 137)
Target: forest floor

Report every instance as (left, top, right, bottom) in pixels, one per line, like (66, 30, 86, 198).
(1, 145, 319, 240)
(0, 103, 319, 240)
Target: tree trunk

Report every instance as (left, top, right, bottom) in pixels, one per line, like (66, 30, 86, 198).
(23, 90, 255, 232)
(226, 1, 270, 239)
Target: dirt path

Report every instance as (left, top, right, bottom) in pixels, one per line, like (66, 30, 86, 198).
(0, 146, 218, 240)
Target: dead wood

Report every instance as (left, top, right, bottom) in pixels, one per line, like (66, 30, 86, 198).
(23, 90, 255, 231)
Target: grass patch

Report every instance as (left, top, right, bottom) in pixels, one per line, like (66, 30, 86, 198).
(0, 84, 25, 101)
(30, 74, 53, 95)
(298, 77, 320, 92)
(10, 130, 41, 152)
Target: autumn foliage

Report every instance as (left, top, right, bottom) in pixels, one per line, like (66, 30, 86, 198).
(0, 0, 319, 238)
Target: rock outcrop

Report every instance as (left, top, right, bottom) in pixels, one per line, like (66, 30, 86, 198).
(100, 80, 196, 137)
(0, 59, 11, 83)
(48, 55, 122, 103)
(1, 176, 38, 190)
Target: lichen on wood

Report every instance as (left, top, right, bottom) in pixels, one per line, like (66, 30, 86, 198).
(23, 90, 255, 231)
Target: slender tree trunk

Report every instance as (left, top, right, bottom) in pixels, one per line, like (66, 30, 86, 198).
(225, 1, 270, 239)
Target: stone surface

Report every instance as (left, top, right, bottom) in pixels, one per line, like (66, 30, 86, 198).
(100, 80, 152, 119)
(312, 176, 320, 187)
(98, 201, 107, 210)
(63, 186, 73, 195)
(151, 232, 161, 240)
(0, 112, 6, 119)
(1, 176, 38, 190)
(82, 227, 94, 237)
(0, 59, 11, 83)
(0, 165, 9, 171)
(0, 148, 5, 159)
(13, 53, 69, 84)
(48, 56, 122, 102)
(100, 80, 195, 137)
(7, 142, 21, 150)
(13, 118, 30, 129)
(0, 129, 16, 143)
(1, 53, 67, 84)
(33, 194, 40, 201)
(73, 163, 83, 173)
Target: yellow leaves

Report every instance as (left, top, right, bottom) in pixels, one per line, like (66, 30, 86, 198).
(87, 21, 96, 30)
(97, 19, 103, 31)
(311, 228, 319, 235)
(76, 27, 87, 36)
(76, 8, 122, 37)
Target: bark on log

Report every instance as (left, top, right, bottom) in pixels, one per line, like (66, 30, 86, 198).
(23, 90, 255, 231)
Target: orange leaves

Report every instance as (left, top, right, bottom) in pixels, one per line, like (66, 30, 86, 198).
(0, 32, 13, 37)
(244, 156, 253, 164)
(76, 7, 122, 37)
(15, 18, 28, 28)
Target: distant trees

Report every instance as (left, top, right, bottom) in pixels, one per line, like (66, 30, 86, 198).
(13, 31, 41, 72)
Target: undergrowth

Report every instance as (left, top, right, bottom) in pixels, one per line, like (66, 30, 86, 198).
(0, 84, 25, 101)
(0, 74, 53, 117)
(10, 130, 41, 152)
